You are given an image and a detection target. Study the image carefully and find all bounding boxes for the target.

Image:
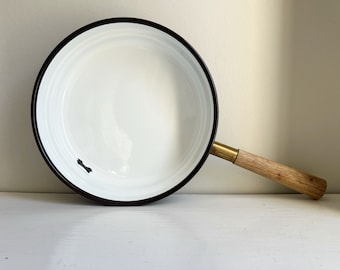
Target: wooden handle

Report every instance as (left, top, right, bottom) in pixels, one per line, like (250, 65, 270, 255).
(210, 142, 327, 200)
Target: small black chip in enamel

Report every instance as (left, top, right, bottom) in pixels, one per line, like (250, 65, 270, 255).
(77, 159, 92, 173)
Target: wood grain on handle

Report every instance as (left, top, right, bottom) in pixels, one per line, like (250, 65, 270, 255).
(210, 142, 327, 200)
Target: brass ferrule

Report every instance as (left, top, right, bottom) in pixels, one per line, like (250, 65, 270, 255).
(210, 142, 239, 163)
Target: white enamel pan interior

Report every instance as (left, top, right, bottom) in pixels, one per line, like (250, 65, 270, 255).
(32, 18, 218, 205)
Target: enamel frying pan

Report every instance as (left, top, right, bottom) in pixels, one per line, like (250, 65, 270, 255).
(31, 18, 327, 205)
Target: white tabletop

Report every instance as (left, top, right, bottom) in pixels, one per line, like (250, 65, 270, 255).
(1, 192, 339, 270)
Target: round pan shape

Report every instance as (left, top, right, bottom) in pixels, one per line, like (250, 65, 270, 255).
(32, 18, 218, 205)
(32, 18, 327, 205)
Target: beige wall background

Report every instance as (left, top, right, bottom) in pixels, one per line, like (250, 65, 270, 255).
(1, 0, 339, 194)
